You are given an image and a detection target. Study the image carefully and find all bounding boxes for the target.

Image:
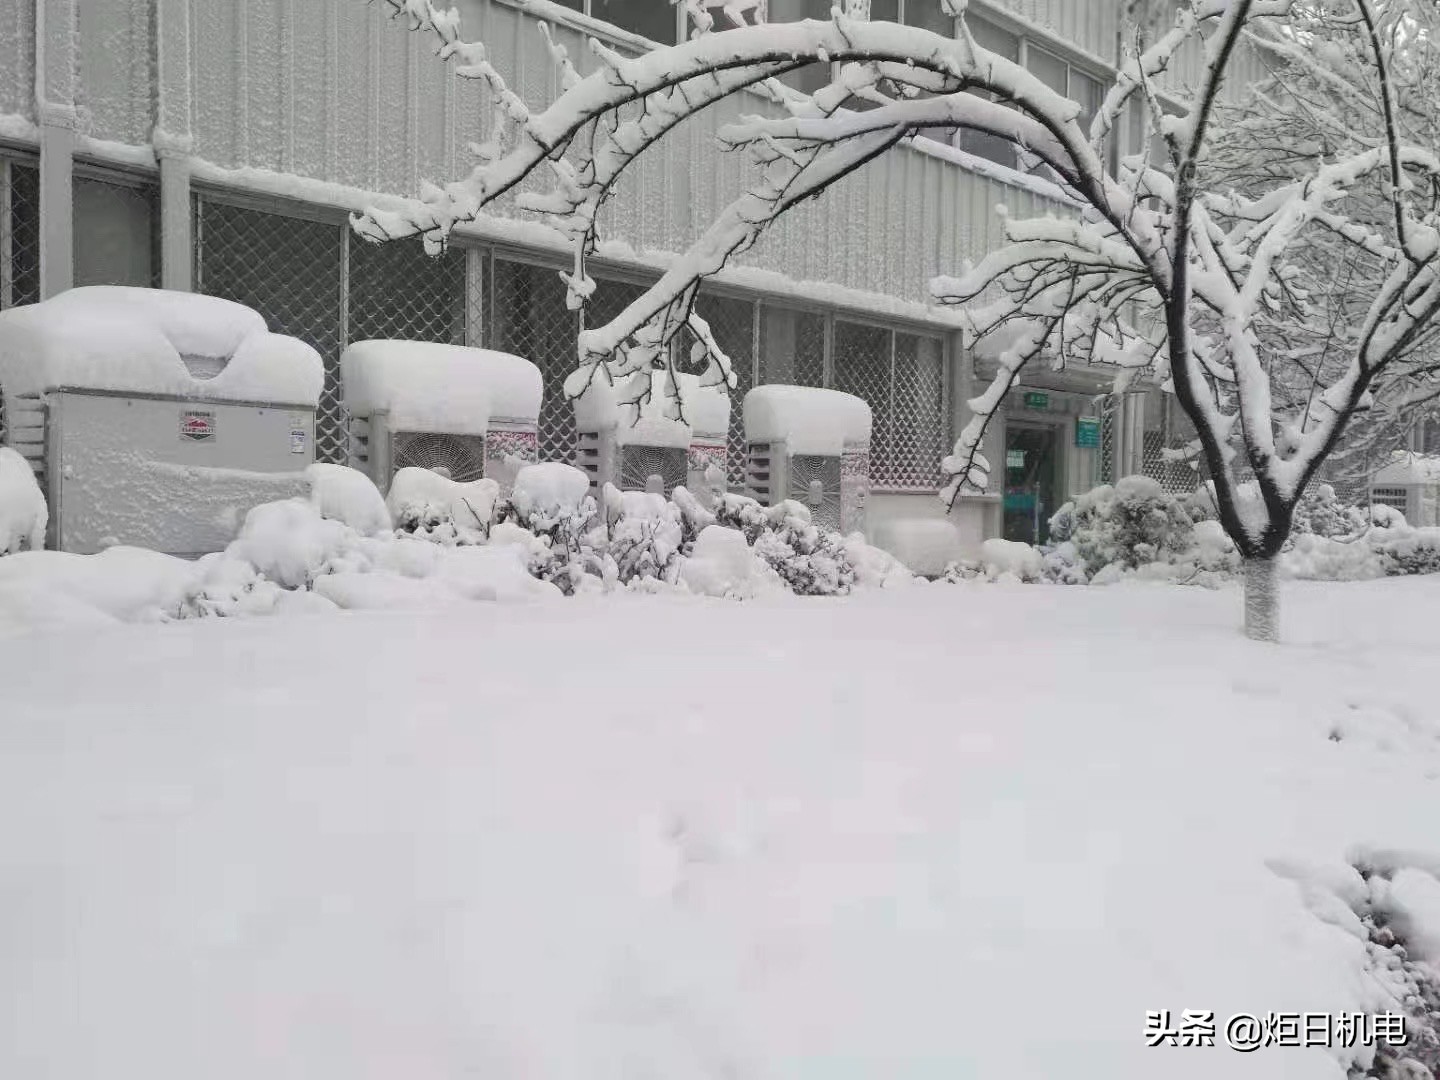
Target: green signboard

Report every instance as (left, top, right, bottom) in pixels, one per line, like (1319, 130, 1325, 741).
(1023, 391, 1050, 410)
(1075, 416, 1101, 449)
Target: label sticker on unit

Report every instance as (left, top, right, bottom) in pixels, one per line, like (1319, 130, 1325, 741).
(181, 410, 216, 441)
(290, 428, 308, 454)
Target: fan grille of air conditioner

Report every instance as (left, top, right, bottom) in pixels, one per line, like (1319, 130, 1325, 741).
(791, 453, 842, 531)
(620, 444, 688, 495)
(390, 430, 487, 483)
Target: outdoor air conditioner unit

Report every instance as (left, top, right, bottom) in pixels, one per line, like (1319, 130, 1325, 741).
(1369, 452, 1440, 526)
(342, 340, 543, 496)
(575, 370, 730, 497)
(743, 385, 872, 533)
(0, 286, 322, 556)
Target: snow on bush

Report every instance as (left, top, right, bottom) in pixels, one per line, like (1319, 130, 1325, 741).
(305, 464, 392, 537)
(1291, 483, 1369, 540)
(679, 524, 781, 598)
(0, 447, 46, 556)
(0, 459, 925, 628)
(1049, 476, 1201, 575)
(386, 467, 499, 545)
(1371, 526, 1440, 577)
(601, 484, 685, 587)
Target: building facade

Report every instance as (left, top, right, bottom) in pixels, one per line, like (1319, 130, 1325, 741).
(0, 0, 1232, 551)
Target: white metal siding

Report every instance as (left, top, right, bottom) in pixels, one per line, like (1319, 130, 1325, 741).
(0, 0, 36, 124)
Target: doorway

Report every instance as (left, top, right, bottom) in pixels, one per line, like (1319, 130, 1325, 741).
(1003, 423, 1061, 545)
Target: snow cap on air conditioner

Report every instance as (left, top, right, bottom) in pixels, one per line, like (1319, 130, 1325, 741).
(0, 286, 323, 406)
(574, 368, 730, 449)
(341, 340, 543, 436)
(743, 385, 872, 457)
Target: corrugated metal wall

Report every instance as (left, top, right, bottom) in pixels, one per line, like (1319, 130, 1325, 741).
(47, 0, 1058, 309)
(983, 0, 1119, 62)
(0, 0, 36, 123)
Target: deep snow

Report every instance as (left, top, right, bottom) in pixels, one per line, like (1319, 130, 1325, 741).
(1, 578, 1439, 1078)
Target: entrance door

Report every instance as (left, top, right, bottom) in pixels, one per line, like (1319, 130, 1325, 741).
(1003, 424, 1060, 545)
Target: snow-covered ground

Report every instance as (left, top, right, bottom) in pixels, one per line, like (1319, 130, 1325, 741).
(2, 578, 1439, 1079)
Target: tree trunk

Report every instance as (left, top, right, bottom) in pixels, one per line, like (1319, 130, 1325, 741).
(1242, 555, 1280, 642)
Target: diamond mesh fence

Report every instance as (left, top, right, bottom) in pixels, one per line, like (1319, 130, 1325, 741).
(793, 312, 826, 388)
(1098, 397, 1118, 485)
(891, 331, 945, 489)
(0, 158, 41, 445)
(195, 197, 346, 460)
(489, 258, 580, 464)
(348, 234, 467, 346)
(1, 158, 40, 311)
(832, 319, 891, 477)
(680, 292, 755, 487)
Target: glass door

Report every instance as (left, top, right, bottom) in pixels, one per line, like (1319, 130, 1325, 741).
(1003, 424, 1060, 545)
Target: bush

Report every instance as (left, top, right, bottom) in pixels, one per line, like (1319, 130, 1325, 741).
(1290, 482, 1368, 540)
(1048, 476, 1200, 574)
(1372, 526, 1440, 576)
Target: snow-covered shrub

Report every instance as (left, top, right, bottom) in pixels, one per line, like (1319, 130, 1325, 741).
(225, 498, 369, 590)
(0, 446, 46, 555)
(680, 524, 781, 598)
(306, 463, 392, 537)
(1188, 519, 1241, 574)
(706, 496, 856, 596)
(1281, 533, 1385, 581)
(387, 467, 498, 545)
(601, 484, 685, 586)
(1372, 526, 1440, 576)
(492, 464, 604, 596)
(1049, 476, 1198, 574)
(844, 534, 918, 589)
(1290, 482, 1368, 540)
(980, 538, 1046, 583)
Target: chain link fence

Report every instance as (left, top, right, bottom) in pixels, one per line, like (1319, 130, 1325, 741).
(174, 188, 953, 488)
(348, 234, 467, 345)
(1141, 395, 1202, 495)
(195, 196, 347, 460)
(1097, 395, 1118, 485)
(488, 257, 581, 465)
(832, 319, 892, 478)
(692, 293, 756, 487)
(892, 331, 945, 489)
(0, 156, 41, 444)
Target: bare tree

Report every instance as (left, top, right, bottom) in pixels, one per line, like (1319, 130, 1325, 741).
(357, 0, 1440, 640)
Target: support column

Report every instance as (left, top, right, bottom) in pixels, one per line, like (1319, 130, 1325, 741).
(155, 0, 194, 291)
(35, 0, 77, 300)
(158, 156, 192, 291)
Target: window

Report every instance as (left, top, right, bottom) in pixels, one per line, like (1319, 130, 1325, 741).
(901, 0, 954, 36)
(958, 14, 1021, 168)
(588, 0, 679, 44)
(73, 173, 160, 290)
(765, 0, 834, 94)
